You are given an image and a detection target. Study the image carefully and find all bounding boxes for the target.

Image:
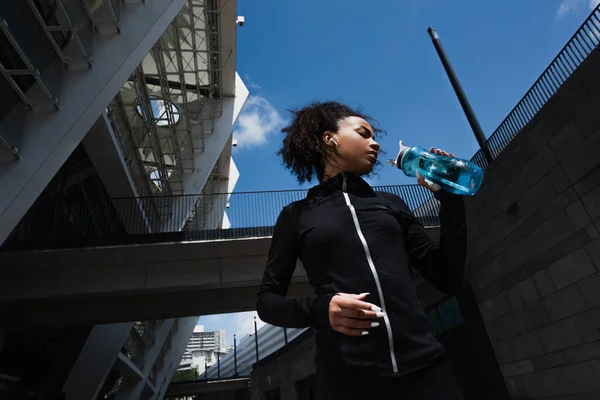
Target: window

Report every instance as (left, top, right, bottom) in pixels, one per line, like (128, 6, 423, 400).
(135, 97, 181, 126)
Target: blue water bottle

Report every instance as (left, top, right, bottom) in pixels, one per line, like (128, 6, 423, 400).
(388, 141, 484, 196)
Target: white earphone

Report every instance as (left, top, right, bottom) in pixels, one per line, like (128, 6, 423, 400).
(328, 138, 339, 146)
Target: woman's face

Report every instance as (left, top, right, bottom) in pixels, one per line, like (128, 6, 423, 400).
(324, 116, 380, 176)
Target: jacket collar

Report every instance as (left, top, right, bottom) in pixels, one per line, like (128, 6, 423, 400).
(307, 172, 374, 199)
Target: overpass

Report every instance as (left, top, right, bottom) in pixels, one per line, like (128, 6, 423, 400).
(0, 185, 441, 329)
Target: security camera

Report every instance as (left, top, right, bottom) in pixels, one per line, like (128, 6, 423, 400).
(236, 16, 245, 26)
(232, 139, 238, 147)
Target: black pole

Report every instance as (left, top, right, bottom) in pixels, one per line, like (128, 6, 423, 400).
(217, 352, 220, 379)
(283, 328, 288, 345)
(254, 316, 259, 362)
(234, 334, 238, 376)
(427, 27, 494, 164)
(205, 361, 208, 382)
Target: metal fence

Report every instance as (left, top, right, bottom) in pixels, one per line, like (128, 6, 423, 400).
(470, 4, 600, 169)
(1, 184, 440, 252)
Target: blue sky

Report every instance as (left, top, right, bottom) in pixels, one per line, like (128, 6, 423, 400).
(198, 0, 600, 346)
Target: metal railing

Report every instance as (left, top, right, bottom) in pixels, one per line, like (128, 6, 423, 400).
(1, 184, 440, 252)
(470, 4, 600, 169)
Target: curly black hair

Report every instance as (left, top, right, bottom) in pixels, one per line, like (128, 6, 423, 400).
(278, 101, 385, 184)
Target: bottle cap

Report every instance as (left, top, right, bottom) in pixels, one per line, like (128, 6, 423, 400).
(391, 140, 410, 169)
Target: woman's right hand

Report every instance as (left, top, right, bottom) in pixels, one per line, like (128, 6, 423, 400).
(328, 292, 384, 336)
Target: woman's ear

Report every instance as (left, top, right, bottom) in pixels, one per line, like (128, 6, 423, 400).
(323, 131, 338, 147)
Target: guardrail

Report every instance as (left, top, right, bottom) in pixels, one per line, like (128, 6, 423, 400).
(470, 4, 600, 169)
(1, 184, 440, 252)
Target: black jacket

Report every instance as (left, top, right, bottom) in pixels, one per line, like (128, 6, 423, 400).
(256, 172, 466, 377)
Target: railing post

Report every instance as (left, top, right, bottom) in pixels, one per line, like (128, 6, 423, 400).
(234, 334, 238, 376)
(427, 27, 494, 164)
(254, 316, 259, 363)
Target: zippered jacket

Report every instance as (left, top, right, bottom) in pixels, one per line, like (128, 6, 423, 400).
(256, 172, 467, 376)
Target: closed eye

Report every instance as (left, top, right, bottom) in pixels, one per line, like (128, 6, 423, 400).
(357, 128, 373, 138)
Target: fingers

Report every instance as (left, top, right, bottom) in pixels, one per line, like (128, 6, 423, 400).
(337, 292, 370, 300)
(338, 317, 380, 330)
(430, 147, 454, 157)
(329, 293, 385, 336)
(336, 296, 381, 314)
(416, 171, 441, 193)
(331, 316, 382, 337)
(335, 326, 370, 337)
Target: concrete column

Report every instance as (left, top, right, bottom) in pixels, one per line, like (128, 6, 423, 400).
(83, 113, 152, 234)
(62, 322, 133, 400)
(155, 317, 197, 399)
(114, 376, 146, 400)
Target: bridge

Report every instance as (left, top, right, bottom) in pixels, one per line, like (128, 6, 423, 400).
(0, 185, 441, 329)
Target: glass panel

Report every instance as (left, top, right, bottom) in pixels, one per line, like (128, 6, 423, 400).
(438, 297, 463, 331)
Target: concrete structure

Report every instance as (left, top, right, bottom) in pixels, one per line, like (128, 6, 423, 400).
(0, 3, 597, 400)
(0, 0, 248, 398)
(466, 46, 600, 398)
(0, 228, 439, 329)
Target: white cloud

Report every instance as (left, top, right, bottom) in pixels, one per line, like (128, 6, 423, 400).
(244, 73, 261, 89)
(233, 311, 266, 339)
(557, 0, 583, 18)
(557, 0, 598, 18)
(233, 96, 285, 147)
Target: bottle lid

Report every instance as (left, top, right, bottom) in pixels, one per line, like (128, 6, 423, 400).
(394, 140, 410, 169)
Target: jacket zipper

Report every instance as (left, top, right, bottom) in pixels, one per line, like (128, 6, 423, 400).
(341, 176, 400, 376)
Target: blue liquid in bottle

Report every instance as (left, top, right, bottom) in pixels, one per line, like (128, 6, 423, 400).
(388, 141, 484, 196)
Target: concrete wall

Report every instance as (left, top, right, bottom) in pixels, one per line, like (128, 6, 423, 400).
(466, 47, 600, 399)
(249, 332, 315, 400)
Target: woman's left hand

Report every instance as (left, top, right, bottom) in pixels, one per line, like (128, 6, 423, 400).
(417, 147, 455, 193)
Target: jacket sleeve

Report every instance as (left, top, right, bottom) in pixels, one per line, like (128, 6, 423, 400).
(398, 190, 467, 294)
(256, 206, 335, 329)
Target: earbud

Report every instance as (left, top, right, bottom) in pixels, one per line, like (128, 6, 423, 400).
(329, 138, 339, 146)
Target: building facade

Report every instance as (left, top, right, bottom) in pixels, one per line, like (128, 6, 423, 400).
(0, 0, 248, 399)
(179, 326, 228, 375)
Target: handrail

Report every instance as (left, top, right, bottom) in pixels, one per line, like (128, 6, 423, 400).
(1, 184, 440, 252)
(471, 4, 600, 169)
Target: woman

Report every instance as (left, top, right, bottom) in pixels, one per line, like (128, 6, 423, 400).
(256, 101, 466, 399)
